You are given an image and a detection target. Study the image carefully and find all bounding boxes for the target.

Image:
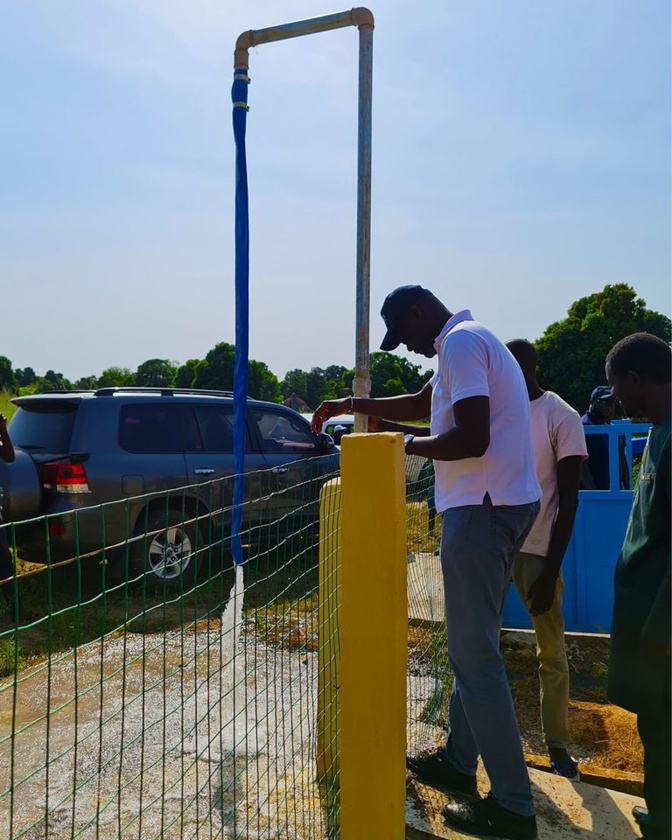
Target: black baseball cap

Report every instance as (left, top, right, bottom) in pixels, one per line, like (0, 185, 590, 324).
(590, 386, 615, 402)
(380, 285, 432, 351)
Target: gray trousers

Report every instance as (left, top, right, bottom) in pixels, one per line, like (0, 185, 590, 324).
(440, 495, 540, 817)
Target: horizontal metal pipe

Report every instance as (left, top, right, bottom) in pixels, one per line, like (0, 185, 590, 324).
(235, 7, 374, 68)
(233, 7, 375, 434)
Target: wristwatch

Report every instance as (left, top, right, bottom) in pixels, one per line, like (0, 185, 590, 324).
(404, 434, 415, 453)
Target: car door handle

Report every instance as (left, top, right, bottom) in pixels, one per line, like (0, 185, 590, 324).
(194, 468, 216, 475)
(271, 467, 289, 475)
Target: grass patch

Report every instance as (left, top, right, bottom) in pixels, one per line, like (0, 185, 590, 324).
(0, 540, 322, 672)
(242, 541, 321, 652)
(0, 391, 16, 420)
(408, 625, 452, 727)
(0, 636, 23, 677)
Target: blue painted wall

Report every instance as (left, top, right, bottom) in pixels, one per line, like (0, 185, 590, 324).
(502, 422, 651, 633)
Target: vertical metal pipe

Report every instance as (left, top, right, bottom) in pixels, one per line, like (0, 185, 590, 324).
(353, 23, 374, 433)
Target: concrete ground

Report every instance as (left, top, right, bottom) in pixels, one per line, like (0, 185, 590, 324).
(406, 764, 645, 839)
(407, 551, 645, 838)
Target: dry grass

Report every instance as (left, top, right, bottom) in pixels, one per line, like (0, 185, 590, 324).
(569, 702, 643, 771)
(406, 502, 440, 555)
(502, 633, 643, 773)
(244, 598, 319, 652)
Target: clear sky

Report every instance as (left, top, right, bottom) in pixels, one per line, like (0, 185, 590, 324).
(1, 0, 670, 382)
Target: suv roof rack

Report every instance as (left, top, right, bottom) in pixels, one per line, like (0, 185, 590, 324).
(94, 387, 236, 398)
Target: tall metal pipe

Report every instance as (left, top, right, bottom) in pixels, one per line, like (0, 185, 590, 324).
(352, 22, 373, 431)
(233, 9, 375, 430)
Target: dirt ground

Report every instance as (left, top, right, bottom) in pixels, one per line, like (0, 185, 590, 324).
(5, 551, 643, 779)
(502, 631, 643, 773)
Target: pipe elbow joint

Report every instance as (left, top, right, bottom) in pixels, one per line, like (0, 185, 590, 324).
(351, 7, 375, 29)
(234, 30, 255, 69)
(236, 30, 255, 50)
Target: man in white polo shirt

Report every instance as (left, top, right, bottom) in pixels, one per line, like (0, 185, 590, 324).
(506, 339, 588, 780)
(312, 286, 541, 840)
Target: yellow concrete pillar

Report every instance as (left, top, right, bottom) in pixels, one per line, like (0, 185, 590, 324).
(339, 432, 407, 838)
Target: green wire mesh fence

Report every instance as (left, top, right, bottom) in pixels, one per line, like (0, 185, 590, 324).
(0, 456, 339, 840)
(1, 448, 450, 839)
(405, 457, 452, 760)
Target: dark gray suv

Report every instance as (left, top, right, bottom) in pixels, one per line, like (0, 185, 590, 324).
(0, 388, 338, 587)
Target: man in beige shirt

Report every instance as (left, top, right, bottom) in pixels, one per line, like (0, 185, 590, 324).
(506, 340, 588, 779)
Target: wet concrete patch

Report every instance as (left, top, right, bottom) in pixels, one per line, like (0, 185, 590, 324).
(0, 568, 326, 839)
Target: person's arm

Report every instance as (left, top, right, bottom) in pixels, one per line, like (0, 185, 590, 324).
(640, 449, 671, 657)
(368, 417, 431, 436)
(526, 455, 582, 615)
(405, 330, 491, 461)
(0, 414, 15, 463)
(618, 436, 630, 490)
(405, 396, 490, 461)
(311, 382, 432, 434)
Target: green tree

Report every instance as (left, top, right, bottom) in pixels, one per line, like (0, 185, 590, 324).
(322, 365, 354, 399)
(14, 367, 37, 388)
(194, 343, 281, 401)
(175, 359, 200, 388)
(38, 369, 73, 392)
(280, 369, 309, 402)
(193, 343, 235, 391)
(97, 367, 135, 388)
(249, 360, 282, 402)
(135, 358, 178, 388)
(535, 284, 671, 412)
(369, 352, 433, 398)
(281, 357, 432, 407)
(0, 357, 16, 392)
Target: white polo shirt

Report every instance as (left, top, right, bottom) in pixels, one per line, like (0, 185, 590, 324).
(430, 311, 541, 512)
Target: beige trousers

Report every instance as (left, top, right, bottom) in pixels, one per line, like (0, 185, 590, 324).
(512, 552, 570, 749)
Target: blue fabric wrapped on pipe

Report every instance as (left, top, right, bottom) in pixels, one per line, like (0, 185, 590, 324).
(231, 68, 250, 566)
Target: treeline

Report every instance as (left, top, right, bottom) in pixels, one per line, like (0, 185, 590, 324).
(1, 285, 669, 412)
(0, 343, 433, 411)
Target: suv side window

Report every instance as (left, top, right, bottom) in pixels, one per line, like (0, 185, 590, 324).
(252, 409, 316, 453)
(192, 405, 250, 453)
(119, 405, 183, 453)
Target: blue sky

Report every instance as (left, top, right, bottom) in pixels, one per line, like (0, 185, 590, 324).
(1, 0, 669, 382)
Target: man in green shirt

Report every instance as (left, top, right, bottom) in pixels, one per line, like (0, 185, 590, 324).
(606, 332, 671, 840)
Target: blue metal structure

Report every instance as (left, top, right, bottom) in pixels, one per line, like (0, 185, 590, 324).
(230, 64, 250, 567)
(502, 422, 652, 633)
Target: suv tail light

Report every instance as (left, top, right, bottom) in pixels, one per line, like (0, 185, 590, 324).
(41, 461, 91, 494)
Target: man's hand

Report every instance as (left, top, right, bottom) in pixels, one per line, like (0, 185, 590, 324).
(311, 398, 351, 434)
(0, 412, 15, 463)
(526, 570, 559, 616)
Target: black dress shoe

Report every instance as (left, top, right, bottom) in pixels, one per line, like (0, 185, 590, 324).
(442, 793, 538, 840)
(406, 749, 478, 797)
(632, 805, 651, 827)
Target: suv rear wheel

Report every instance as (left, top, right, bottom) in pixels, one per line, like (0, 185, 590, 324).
(134, 508, 204, 589)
